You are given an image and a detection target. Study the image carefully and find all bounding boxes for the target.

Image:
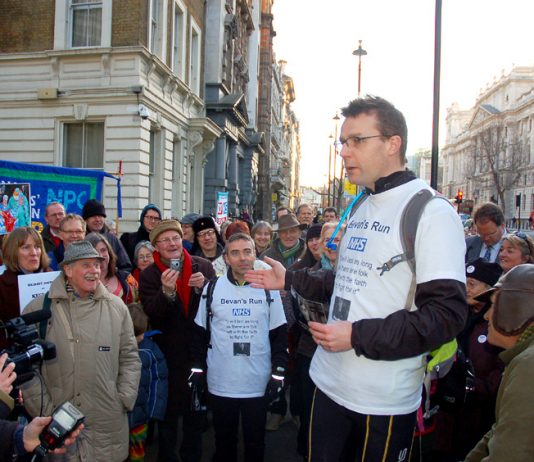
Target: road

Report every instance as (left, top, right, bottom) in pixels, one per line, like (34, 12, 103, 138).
(145, 412, 302, 462)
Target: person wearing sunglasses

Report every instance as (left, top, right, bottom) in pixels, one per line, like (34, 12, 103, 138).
(499, 231, 534, 273)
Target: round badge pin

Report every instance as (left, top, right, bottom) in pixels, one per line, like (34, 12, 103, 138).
(478, 334, 487, 344)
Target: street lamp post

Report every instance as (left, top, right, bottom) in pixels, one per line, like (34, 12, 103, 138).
(332, 112, 340, 207)
(328, 133, 333, 205)
(352, 40, 368, 96)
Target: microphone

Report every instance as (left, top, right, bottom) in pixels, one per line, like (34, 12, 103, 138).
(20, 310, 52, 326)
(0, 310, 52, 332)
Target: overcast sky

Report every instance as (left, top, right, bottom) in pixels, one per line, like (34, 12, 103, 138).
(271, 0, 534, 186)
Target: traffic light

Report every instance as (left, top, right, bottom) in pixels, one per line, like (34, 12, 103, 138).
(455, 190, 463, 204)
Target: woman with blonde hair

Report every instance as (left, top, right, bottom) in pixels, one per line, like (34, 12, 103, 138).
(0, 227, 49, 349)
(499, 231, 534, 273)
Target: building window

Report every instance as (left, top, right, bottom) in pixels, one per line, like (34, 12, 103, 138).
(190, 18, 201, 95)
(148, 0, 167, 60)
(172, 0, 186, 79)
(63, 122, 104, 168)
(70, 0, 102, 47)
(149, 129, 163, 204)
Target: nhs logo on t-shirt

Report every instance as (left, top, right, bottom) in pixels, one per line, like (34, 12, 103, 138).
(347, 236, 367, 252)
(232, 308, 251, 316)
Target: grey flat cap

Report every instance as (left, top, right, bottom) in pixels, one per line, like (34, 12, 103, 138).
(60, 240, 104, 267)
(180, 212, 201, 225)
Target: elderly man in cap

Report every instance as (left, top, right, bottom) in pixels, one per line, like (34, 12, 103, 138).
(465, 263, 534, 462)
(179, 213, 201, 252)
(261, 213, 306, 268)
(190, 216, 225, 262)
(82, 198, 132, 273)
(139, 219, 215, 462)
(21, 240, 141, 462)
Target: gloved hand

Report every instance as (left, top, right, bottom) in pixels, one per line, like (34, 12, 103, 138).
(188, 368, 205, 389)
(188, 368, 207, 412)
(265, 367, 285, 405)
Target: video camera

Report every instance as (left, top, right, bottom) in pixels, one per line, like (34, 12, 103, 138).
(1, 310, 56, 386)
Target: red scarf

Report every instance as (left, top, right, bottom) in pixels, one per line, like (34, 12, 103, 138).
(153, 250, 193, 317)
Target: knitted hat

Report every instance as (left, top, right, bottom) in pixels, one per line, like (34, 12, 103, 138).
(82, 199, 106, 219)
(306, 223, 323, 242)
(225, 221, 250, 239)
(140, 203, 162, 224)
(60, 240, 104, 267)
(149, 219, 183, 245)
(465, 258, 503, 287)
(277, 213, 307, 232)
(180, 212, 201, 225)
(192, 216, 217, 235)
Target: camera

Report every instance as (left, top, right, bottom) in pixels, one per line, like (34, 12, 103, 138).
(138, 104, 150, 120)
(1, 311, 56, 386)
(170, 258, 182, 273)
(35, 401, 85, 457)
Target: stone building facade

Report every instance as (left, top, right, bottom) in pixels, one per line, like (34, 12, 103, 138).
(0, 0, 221, 232)
(441, 66, 534, 224)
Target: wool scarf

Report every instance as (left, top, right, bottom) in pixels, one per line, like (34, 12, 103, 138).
(153, 250, 193, 317)
(278, 240, 302, 266)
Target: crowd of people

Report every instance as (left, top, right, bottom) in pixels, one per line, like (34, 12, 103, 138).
(0, 95, 533, 462)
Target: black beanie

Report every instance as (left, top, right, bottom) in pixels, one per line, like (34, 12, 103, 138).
(192, 216, 217, 235)
(465, 258, 503, 287)
(82, 199, 106, 219)
(306, 223, 323, 242)
(139, 203, 162, 224)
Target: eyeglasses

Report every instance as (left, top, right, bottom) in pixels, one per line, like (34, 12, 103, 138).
(507, 231, 530, 244)
(61, 229, 84, 236)
(335, 134, 394, 150)
(137, 254, 154, 261)
(156, 235, 181, 246)
(197, 229, 215, 239)
(47, 212, 65, 218)
(144, 215, 161, 222)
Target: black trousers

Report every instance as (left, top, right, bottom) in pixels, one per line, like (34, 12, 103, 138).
(309, 388, 417, 462)
(210, 394, 268, 462)
(157, 410, 206, 462)
(295, 354, 316, 457)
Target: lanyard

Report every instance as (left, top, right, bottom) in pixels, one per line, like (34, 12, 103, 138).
(326, 190, 366, 250)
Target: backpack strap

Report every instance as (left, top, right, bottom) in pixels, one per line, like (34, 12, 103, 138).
(375, 189, 435, 310)
(264, 289, 273, 307)
(202, 278, 218, 348)
(39, 291, 52, 340)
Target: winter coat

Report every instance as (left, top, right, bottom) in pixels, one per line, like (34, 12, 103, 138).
(120, 225, 150, 269)
(465, 331, 534, 462)
(139, 256, 215, 415)
(21, 273, 141, 462)
(128, 332, 168, 428)
(0, 268, 22, 350)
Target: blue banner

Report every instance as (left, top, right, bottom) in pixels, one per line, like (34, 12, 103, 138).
(0, 160, 121, 232)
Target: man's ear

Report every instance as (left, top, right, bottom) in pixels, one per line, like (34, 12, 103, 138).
(387, 134, 403, 159)
(63, 264, 72, 279)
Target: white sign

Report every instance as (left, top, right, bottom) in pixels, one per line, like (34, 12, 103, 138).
(18, 271, 61, 313)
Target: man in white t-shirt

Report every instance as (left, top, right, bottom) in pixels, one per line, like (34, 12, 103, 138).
(190, 233, 288, 462)
(245, 96, 468, 462)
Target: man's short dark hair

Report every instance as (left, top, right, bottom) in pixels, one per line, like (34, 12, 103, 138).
(323, 207, 338, 217)
(275, 206, 293, 220)
(473, 202, 505, 226)
(341, 95, 408, 162)
(223, 232, 255, 255)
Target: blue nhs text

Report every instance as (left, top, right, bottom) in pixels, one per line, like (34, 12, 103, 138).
(347, 237, 367, 252)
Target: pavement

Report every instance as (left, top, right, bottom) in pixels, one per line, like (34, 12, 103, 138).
(145, 412, 303, 462)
